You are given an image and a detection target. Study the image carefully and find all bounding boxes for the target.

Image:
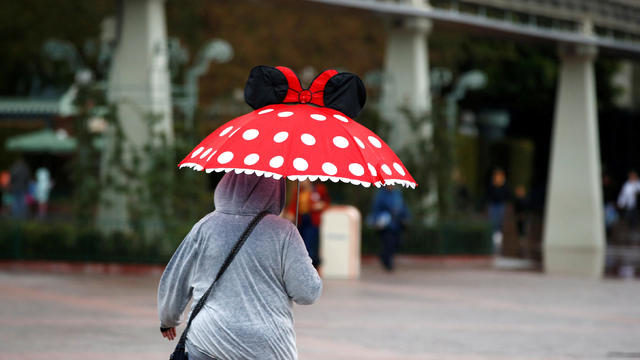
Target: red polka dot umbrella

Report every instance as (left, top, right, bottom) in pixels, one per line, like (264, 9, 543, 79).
(178, 66, 416, 189)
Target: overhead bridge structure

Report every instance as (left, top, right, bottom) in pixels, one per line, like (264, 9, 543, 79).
(309, 0, 640, 278)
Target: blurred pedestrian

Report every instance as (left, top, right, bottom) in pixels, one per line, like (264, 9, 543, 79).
(9, 157, 30, 219)
(34, 167, 53, 218)
(285, 180, 330, 268)
(0, 170, 9, 215)
(369, 186, 410, 272)
(487, 168, 508, 254)
(617, 170, 640, 229)
(26, 178, 37, 215)
(602, 173, 618, 238)
(158, 172, 322, 360)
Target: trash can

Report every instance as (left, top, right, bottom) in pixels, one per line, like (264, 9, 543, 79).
(320, 205, 361, 279)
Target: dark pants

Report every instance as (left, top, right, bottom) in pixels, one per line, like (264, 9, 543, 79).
(10, 191, 27, 219)
(299, 214, 320, 268)
(379, 229, 401, 271)
(488, 203, 506, 234)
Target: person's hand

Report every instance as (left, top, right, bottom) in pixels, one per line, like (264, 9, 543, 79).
(161, 327, 177, 340)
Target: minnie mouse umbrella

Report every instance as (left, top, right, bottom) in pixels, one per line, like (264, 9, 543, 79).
(178, 65, 416, 189)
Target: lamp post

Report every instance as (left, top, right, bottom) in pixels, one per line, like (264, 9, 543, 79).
(445, 70, 487, 132)
(181, 39, 233, 132)
(430, 68, 487, 219)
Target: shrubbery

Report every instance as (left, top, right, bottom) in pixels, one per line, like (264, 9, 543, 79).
(361, 219, 492, 256)
(0, 218, 492, 263)
(0, 220, 193, 263)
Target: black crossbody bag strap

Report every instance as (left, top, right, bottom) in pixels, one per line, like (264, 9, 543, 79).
(170, 211, 269, 359)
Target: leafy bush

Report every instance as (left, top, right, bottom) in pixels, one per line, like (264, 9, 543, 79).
(361, 219, 492, 255)
(0, 219, 192, 264)
(0, 216, 491, 263)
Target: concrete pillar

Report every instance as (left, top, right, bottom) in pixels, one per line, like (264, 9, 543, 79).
(380, 0, 432, 149)
(543, 42, 605, 278)
(379, 0, 435, 220)
(97, 0, 173, 233)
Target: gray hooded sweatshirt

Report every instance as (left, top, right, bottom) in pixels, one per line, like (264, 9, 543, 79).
(158, 173, 322, 360)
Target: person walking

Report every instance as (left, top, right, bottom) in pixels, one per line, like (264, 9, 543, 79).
(158, 172, 322, 360)
(0, 170, 10, 216)
(369, 186, 410, 272)
(602, 173, 619, 238)
(8, 157, 30, 219)
(487, 168, 508, 254)
(617, 170, 640, 229)
(285, 180, 330, 269)
(34, 167, 53, 218)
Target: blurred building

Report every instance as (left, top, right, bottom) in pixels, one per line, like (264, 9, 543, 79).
(312, 0, 640, 278)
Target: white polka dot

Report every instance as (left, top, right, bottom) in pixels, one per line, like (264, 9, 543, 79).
(349, 163, 365, 176)
(334, 114, 349, 123)
(217, 151, 234, 164)
(368, 163, 377, 176)
(191, 146, 205, 158)
(229, 128, 240, 137)
(244, 153, 260, 166)
(381, 164, 392, 175)
(269, 156, 284, 168)
(242, 129, 259, 141)
(219, 126, 233, 136)
(333, 136, 349, 149)
(258, 108, 274, 115)
(310, 114, 326, 121)
(278, 111, 294, 118)
(322, 162, 337, 176)
(200, 148, 212, 159)
(300, 133, 316, 146)
(393, 163, 406, 176)
(368, 136, 382, 148)
(293, 158, 308, 171)
(207, 150, 217, 162)
(354, 136, 365, 149)
(273, 131, 289, 143)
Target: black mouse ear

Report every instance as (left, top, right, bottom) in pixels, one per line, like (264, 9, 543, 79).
(322, 73, 366, 118)
(244, 65, 289, 110)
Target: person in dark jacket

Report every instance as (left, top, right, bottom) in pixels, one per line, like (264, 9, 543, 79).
(9, 157, 30, 219)
(369, 186, 410, 272)
(602, 173, 618, 238)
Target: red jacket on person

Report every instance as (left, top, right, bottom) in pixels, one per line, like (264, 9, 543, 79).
(286, 183, 330, 227)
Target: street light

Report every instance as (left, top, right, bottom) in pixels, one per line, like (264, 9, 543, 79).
(183, 39, 234, 131)
(446, 69, 487, 131)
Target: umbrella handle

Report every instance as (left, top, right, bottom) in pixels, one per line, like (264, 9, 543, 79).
(295, 181, 300, 227)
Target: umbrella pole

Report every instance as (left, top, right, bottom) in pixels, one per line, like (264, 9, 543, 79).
(295, 181, 300, 227)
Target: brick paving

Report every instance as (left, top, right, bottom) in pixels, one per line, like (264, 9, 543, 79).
(1, 261, 640, 360)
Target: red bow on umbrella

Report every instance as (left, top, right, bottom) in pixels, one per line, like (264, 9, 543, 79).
(278, 66, 336, 106)
(179, 65, 416, 189)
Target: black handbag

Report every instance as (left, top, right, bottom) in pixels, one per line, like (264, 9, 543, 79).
(168, 211, 269, 360)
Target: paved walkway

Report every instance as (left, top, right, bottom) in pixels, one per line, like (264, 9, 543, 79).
(1, 261, 640, 360)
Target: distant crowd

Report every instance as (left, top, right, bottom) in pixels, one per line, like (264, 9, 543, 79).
(0, 157, 53, 219)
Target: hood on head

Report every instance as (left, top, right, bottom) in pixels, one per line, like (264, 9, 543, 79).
(214, 172, 286, 215)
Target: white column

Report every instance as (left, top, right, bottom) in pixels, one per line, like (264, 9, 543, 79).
(543, 43, 605, 278)
(97, 0, 173, 233)
(380, 0, 432, 149)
